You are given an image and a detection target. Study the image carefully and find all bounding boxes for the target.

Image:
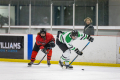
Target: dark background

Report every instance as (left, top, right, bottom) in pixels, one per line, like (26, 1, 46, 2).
(0, 36, 24, 59)
(0, 0, 109, 26)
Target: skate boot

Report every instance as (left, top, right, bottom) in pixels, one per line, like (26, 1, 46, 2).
(47, 60, 51, 67)
(59, 60, 64, 68)
(28, 61, 33, 67)
(63, 65, 73, 69)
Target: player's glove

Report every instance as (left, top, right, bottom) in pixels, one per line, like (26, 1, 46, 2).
(87, 35, 94, 42)
(48, 41, 55, 48)
(74, 48, 83, 55)
(40, 46, 48, 54)
(41, 48, 48, 54)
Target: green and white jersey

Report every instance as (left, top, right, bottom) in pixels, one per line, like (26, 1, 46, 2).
(58, 31, 88, 50)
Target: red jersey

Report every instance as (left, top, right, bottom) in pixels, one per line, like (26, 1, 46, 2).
(36, 32, 55, 46)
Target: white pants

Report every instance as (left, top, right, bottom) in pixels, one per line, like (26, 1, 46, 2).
(60, 49, 71, 65)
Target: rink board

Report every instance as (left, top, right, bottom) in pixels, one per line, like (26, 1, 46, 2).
(33, 35, 117, 64)
(0, 34, 120, 67)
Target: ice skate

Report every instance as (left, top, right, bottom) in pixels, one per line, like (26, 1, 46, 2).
(59, 60, 64, 68)
(47, 60, 51, 67)
(63, 65, 73, 69)
(28, 61, 33, 67)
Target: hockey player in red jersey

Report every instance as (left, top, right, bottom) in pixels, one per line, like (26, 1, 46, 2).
(28, 28, 55, 66)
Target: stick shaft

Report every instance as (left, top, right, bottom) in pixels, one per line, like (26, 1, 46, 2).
(81, 42, 90, 52)
(69, 55, 78, 65)
(38, 54, 47, 64)
(69, 42, 90, 65)
(34, 48, 51, 65)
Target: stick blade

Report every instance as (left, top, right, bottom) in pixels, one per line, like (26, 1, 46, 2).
(33, 63, 40, 65)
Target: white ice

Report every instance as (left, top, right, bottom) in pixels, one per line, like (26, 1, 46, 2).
(0, 62, 120, 80)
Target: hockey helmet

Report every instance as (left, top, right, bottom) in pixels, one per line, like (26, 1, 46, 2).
(40, 28, 46, 35)
(71, 30, 78, 37)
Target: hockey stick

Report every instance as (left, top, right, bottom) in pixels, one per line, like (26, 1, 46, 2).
(69, 42, 90, 65)
(33, 48, 51, 65)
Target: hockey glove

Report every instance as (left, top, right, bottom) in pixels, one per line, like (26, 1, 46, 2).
(74, 48, 83, 55)
(87, 35, 94, 42)
(41, 48, 48, 54)
(48, 41, 55, 48)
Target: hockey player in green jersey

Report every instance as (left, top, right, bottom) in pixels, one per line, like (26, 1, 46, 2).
(56, 30, 94, 69)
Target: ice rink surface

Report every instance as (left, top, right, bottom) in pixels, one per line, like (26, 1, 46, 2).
(0, 62, 120, 80)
